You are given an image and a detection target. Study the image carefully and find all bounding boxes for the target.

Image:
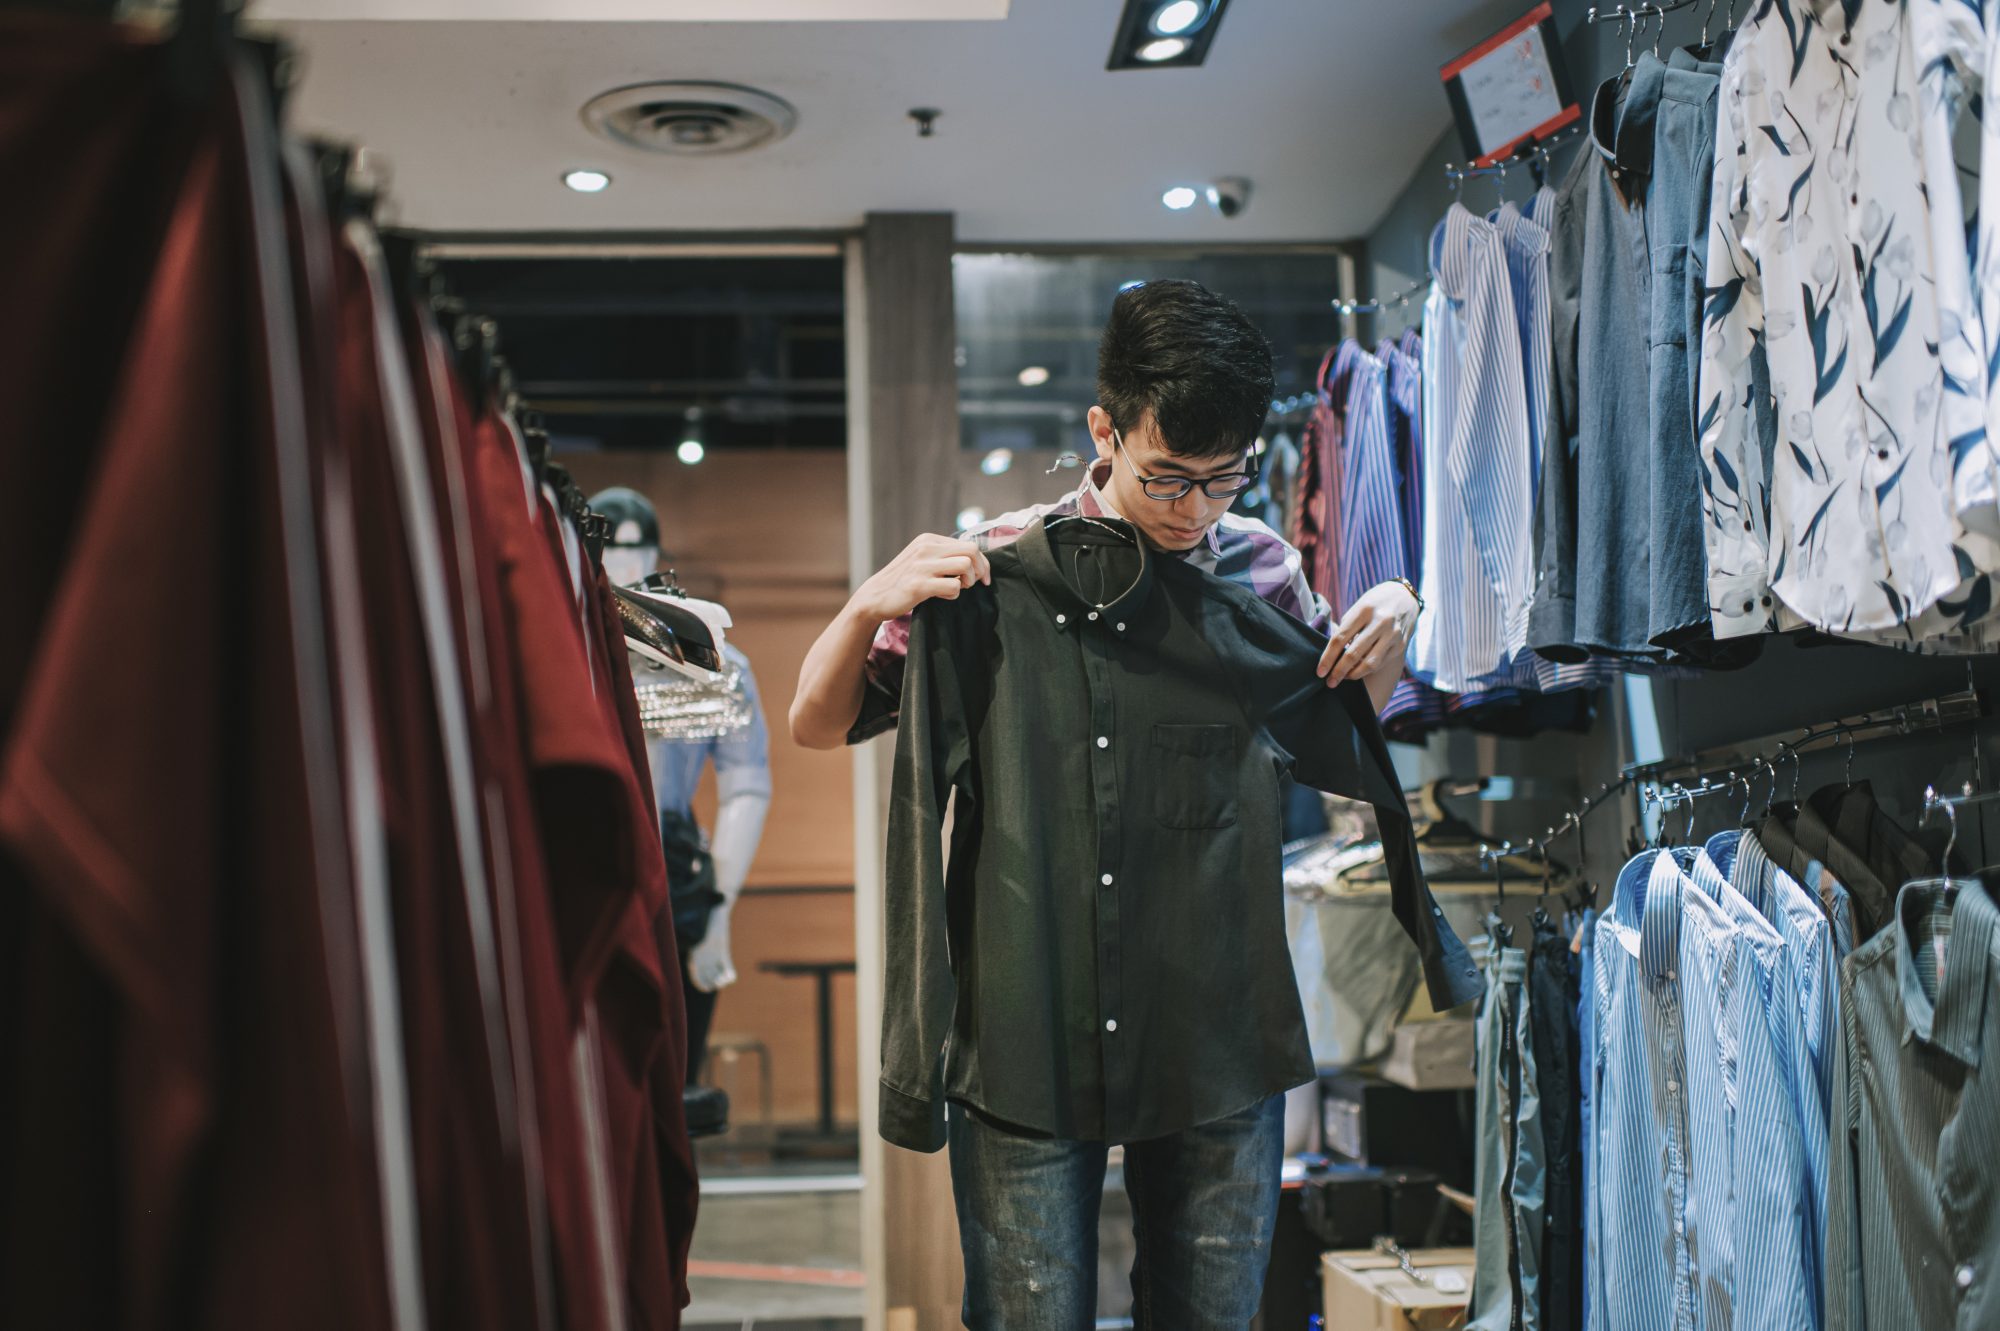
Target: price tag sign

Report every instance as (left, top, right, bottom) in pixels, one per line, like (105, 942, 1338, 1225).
(1440, 3, 1580, 167)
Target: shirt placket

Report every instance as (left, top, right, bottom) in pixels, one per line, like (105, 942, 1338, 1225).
(1080, 618, 1128, 1131)
(1656, 967, 1697, 1330)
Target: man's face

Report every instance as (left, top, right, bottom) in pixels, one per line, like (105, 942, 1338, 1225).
(1088, 406, 1250, 553)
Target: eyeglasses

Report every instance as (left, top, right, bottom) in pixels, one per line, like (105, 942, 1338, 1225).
(1111, 428, 1257, 501)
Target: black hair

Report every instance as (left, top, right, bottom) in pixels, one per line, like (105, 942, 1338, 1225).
(1095, 279, 1275, 461)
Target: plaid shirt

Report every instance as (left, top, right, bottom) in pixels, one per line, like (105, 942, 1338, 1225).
(849, 461, 1333, 743)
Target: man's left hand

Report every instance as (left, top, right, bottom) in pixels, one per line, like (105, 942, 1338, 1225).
(1318, 580, 1420, 687)
(687, 914, 739, 993)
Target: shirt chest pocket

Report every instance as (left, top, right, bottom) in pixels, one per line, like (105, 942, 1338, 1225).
(1149, 723, 1240, 830)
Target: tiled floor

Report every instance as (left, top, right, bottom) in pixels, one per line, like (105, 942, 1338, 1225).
(684, 1164, 1141, 1330)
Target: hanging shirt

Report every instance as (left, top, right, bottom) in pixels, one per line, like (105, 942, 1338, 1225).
(880, 516, 1480, 1152)
(1828, 880, 2000, 1331)
(1699, 0, 1994, 640)
(851, 460, 1330, 744)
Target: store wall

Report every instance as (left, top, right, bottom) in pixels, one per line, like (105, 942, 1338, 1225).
(1356, 1, 2000, 874)
(562, 446, 859, 1127)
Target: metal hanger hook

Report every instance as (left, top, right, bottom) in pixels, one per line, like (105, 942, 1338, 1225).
(1926, 785, 1960, 880)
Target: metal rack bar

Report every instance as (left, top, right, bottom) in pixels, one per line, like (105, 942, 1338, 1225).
(1623, 688, 1986, 787)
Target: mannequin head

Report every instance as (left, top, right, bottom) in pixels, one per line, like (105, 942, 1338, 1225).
(590, 486, 662, 586)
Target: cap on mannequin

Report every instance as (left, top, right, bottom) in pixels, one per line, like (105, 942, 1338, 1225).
(591, 485, 662, 585)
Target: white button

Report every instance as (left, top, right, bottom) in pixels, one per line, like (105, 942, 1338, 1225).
(1088, 611, 1099, 621)
(1958, 1265, 1975, 1290)
(1101, 873, 1114, 885)
(1666, 969, 1677, 981)
(1056, 613, 1066, 625)
(1105, 1020, 1118, 1033)
(1097, 736, 1109, 748)
(1116, 622, 1127, 632)
(1667, 1079, 1680, 1093)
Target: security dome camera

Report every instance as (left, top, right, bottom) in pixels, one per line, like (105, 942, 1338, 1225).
(1205, 178, 1251, 219)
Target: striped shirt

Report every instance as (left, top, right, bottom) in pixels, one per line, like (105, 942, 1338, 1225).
(1828, 879, 2000, 1331)
(1588, 849, 1814, 1331)
(849, 462, 1331, 743)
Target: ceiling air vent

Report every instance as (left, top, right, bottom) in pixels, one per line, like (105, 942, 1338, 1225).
(581, 82, 797, 157)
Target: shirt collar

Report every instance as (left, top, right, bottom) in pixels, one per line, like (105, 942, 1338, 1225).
(1895, 879, 1995, 1066)
(1017, 514, 1157, 630)
(1078, 457, 1226, 558)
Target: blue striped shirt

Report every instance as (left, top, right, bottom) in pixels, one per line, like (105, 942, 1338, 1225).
(1588, 849, 1821, 1330)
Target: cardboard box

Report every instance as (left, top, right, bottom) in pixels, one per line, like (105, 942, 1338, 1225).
(1321, 1247, 1475, 1330)
(1379, 1019, 1477, 1092)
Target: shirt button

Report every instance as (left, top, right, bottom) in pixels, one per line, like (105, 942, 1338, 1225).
(1666, 969, 1677, 981)
(1088, 611, 1099, 621)
(1116, 622, 1127, 632)
(1097, 736, 1109, 749)
(1667, 1079, 1680, 1092)
(1106, 1019, 1119, 1033)
(1056, 613, 1067, 625)
(1958, 1265, 1975, 1290)
(1101, 873, 1114, 885)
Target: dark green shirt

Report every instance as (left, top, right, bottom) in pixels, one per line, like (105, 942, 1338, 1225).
(880, 516, 1479, 1152)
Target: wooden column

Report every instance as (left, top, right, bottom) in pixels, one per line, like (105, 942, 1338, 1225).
(846, 212, 964, 1331)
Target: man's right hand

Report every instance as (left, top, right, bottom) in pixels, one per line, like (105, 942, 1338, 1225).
(849, 533, 992, 622)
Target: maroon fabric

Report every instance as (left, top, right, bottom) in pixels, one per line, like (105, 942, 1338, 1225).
(593, 571, 699, 1327)
(0, 36, 391, 1331)
(427, 331, 621, 1331)
(330, 233, 544, 1331)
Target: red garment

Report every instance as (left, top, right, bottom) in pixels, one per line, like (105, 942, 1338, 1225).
(1, 34, 391, 1330)
(329, 228, 544, 1331)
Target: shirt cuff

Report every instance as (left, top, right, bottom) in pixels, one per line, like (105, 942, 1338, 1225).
(1709, 573, 1775, 640)
(878, 1081, 947, 1153)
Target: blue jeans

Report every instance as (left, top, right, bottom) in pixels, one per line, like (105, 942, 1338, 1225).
(947, 1095, 1286, 1330)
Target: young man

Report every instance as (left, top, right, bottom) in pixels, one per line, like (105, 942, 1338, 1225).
(790, 281, 1429, 1326)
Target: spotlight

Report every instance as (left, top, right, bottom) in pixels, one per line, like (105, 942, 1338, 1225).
(957, 506, 987, 530)
(981, 448, 1015, 477)
(1017, 366, 1052, 387)
(1151, 0, 1206, 34)
(563, 169, 612, 193)
(1162, 186, 1199, 211)
(677, 406, 706, 464)
(1109, 0, 1230, 70)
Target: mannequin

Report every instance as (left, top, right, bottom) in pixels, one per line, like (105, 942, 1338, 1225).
(593, 487, 772, 1084)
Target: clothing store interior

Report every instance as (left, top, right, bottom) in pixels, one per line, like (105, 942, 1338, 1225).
(10, 0, 2000, 1328)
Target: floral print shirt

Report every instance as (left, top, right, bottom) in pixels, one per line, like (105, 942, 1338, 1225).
(1698, 0, 1999, 640)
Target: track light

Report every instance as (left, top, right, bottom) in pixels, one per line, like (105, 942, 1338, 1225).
(563, 169, 612, 193)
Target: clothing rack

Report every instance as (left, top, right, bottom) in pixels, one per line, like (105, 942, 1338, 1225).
(1623, 688, 1986, 789)
(1333, 275, 1429, 320)
(1442, 122, 1587, 185)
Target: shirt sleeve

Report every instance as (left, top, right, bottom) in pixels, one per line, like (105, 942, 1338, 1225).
(713, 651, 773, 803)
(878, 597, 975, 1152)
(1212, 589, 1482, 1011)
(1698, 55, 1778, 640)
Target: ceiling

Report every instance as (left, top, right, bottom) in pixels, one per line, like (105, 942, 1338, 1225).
(258, 0, 1519, 243)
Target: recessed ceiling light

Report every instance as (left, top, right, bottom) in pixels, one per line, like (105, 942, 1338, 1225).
(1018, 366, 1052, 387)
(563, 169, 612, 193)
(981, 448, 1015, 477)
(957, 506, 987, 530)
(1109, 0, 1231, 71)
(1162, 186, 1199, 211)
(1151, 1, 1205, 35)
(677, 438, 705, 465)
